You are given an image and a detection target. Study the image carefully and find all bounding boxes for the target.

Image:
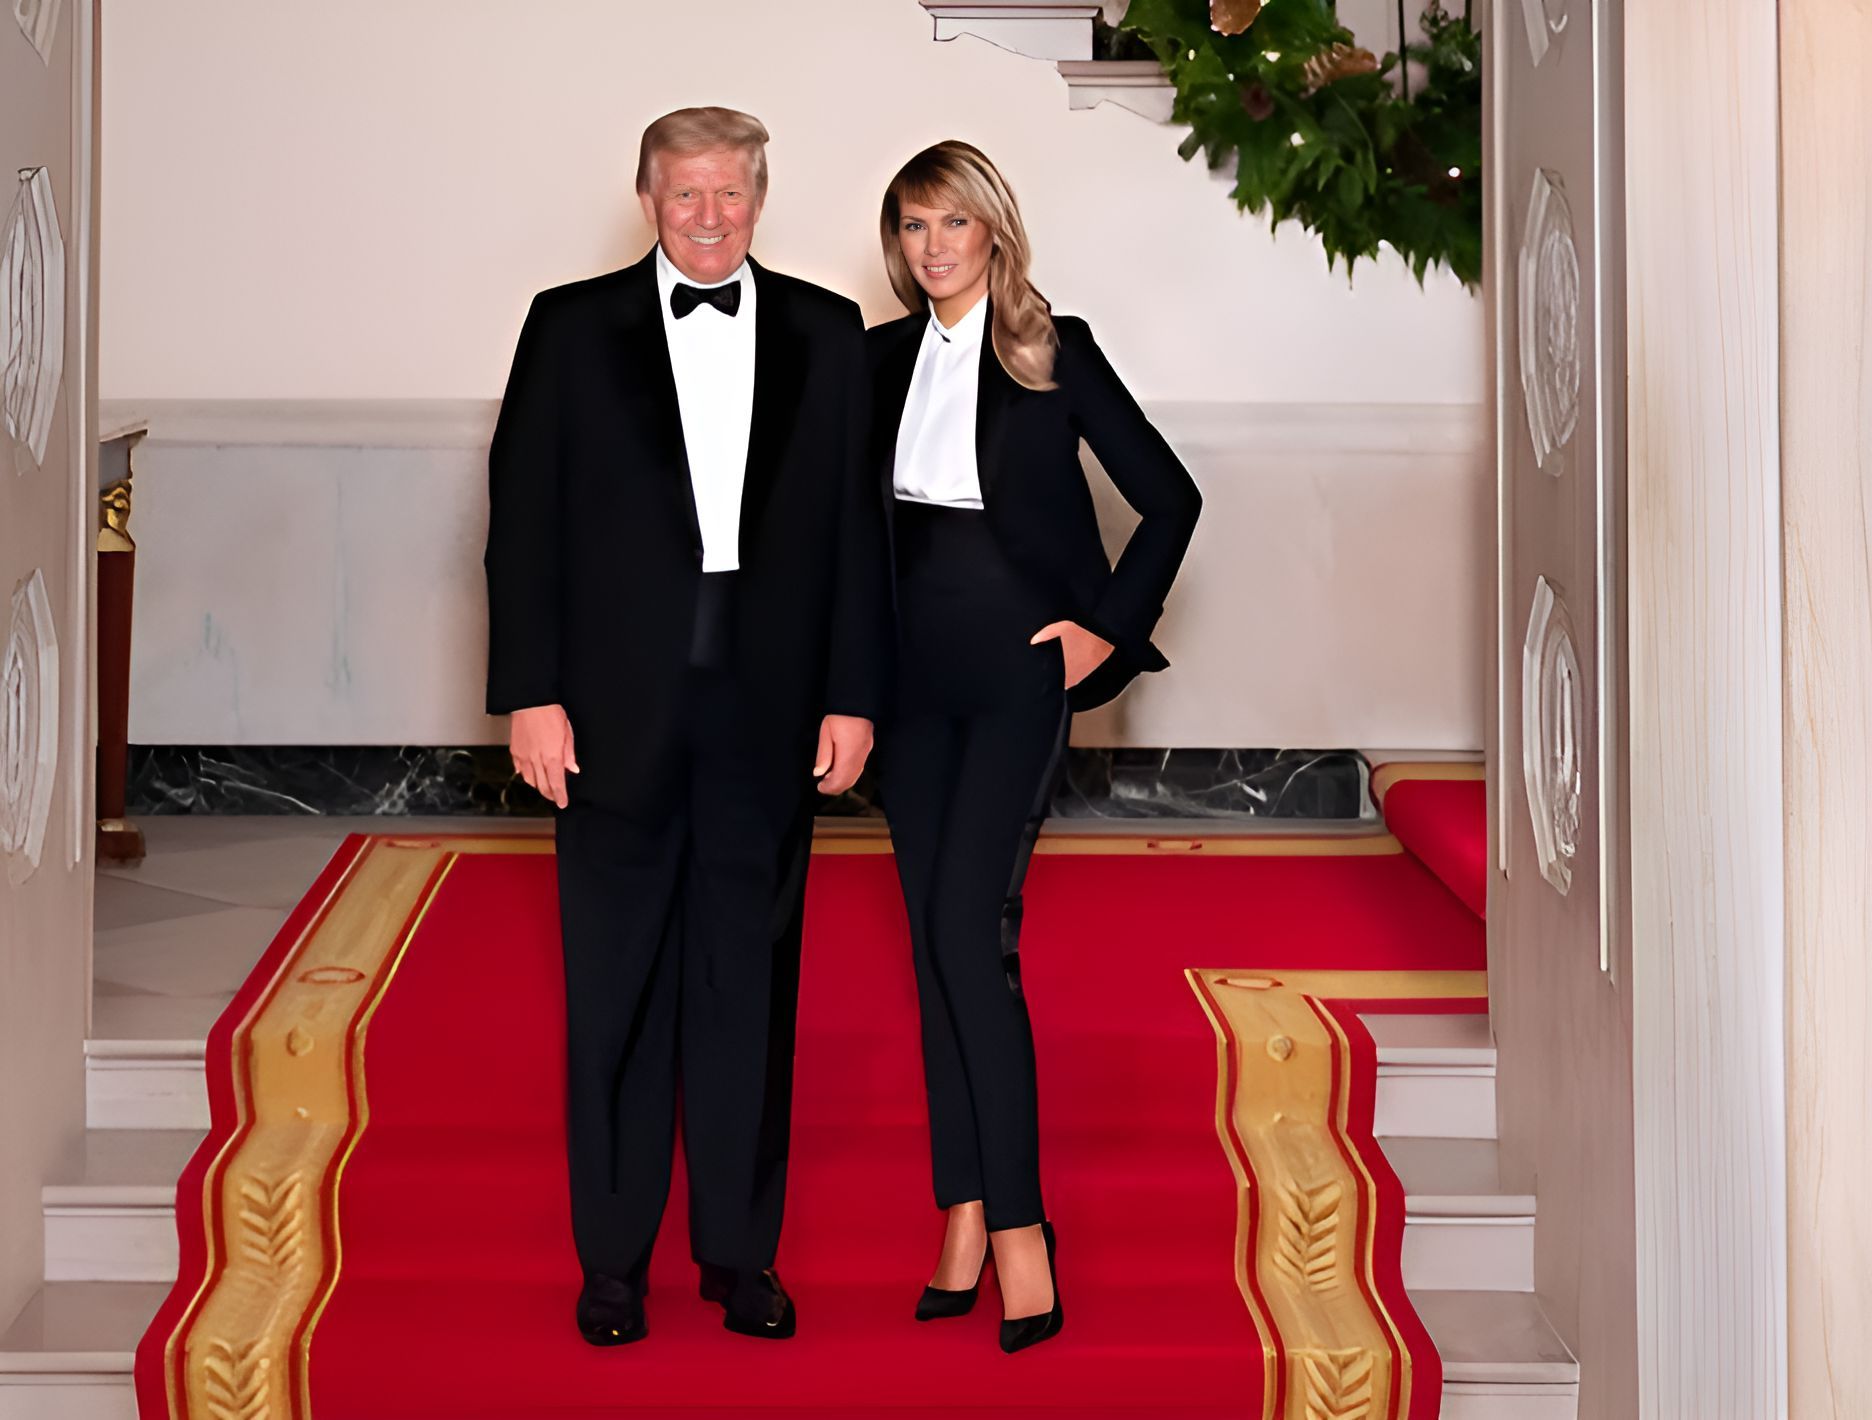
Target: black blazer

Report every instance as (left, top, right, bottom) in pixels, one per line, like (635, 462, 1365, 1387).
(485, 250, 890, 809)
(867, 306, 1200, 711)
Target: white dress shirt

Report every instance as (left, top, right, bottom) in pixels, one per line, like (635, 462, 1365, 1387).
(655, 243, 757, 572)
(892, 295, 989, 510)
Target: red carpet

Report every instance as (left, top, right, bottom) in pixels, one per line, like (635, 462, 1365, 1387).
(138, 830, 1484, 1419)
(1371, 764, 1488, 918)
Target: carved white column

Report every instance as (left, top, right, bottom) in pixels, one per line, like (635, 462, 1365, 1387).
(1782, 1, 1872, 1414)
(1626, 0, 1787, 1412)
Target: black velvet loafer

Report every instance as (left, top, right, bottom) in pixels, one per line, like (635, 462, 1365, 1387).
(698, 1263, 797, 1339)
(576, 1269, 648, 1346)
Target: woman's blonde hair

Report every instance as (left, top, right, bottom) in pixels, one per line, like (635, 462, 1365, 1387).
(880, 142, 1058, 391)
(637, 107, 771, 200)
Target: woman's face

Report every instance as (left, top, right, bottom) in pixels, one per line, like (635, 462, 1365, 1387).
(895, 197, 993, 310)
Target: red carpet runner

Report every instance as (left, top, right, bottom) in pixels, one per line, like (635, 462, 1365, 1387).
(137, 828, 1484, 1419)
(1371, 763, 1488, 919)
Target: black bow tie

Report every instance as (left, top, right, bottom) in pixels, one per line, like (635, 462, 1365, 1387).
(670, 280, 742, 320)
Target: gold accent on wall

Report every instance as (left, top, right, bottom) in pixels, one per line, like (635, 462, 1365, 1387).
(98, 479, 134, 552)
(1189, 968, 1485, 1420)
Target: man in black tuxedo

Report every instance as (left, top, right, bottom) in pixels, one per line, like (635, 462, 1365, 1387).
(483, 107, 888, 1345)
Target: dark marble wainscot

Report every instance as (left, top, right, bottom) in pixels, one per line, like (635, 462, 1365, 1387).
(127, 746, 1368, 821)
(1053, 748, 1365, 820)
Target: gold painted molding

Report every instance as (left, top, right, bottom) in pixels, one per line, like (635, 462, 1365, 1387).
(1188, 968, 1485, 1420)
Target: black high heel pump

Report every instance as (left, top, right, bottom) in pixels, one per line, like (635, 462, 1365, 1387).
(997, 1221, 1064, 1354)
(915, 1249, 988, 1321)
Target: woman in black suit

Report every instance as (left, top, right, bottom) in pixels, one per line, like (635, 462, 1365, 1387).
(870, 141, 1201, 1354)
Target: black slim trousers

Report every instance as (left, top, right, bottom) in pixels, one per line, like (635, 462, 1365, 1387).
(553, 653, 812, 1279)
(879, 501, 1071, 1233)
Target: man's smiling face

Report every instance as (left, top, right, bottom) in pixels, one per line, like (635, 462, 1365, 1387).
(641, 147, 763, 284)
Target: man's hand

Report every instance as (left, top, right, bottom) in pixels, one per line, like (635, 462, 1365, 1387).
(509, 703, 579, 809)
(814, 714, 875, 796)
(1030, 621, 1115, 689)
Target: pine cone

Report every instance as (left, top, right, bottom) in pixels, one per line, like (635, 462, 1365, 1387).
(1302, 42, 1380, 93)
(1240, 82, 1276, 120)
(1210, 0, 1264, 36)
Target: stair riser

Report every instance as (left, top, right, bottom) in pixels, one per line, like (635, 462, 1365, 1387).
(1441, 1384, 1579, 1419)
(86, 1065, 207, 1132)
(46, 1205, 1529, 1294)
(43, 1211, 176, 1284)
(0, 1379, 134, 1420)
(0, 1374, 1579, 1420)
(1374, 1070, 1497, 1140)
(1401, 1219, 1534, 1291)
(89, 1061, 1502, 1139)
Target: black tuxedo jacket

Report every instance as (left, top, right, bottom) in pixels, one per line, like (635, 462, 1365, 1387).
(484, 250, 889, 809)
(867, 306, 1201, 711)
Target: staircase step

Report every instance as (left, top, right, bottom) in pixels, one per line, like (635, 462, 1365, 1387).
(1, 1280, 1574, 1418)
(84, 1040, 206, 1131)
(1385, 1138, 1534, 1291)
(43, 1131, 203, 1283)
(1415, 1289, 1580, 1419)
(56, 1117, 1532, 1295)
(0, 1282, 160, 1420)
(1368, 1013, 1497, 1140)
(89, 1022, 1502, 1140)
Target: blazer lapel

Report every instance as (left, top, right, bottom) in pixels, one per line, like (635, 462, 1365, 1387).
(739, 258, 806, 564)
(611, 251, 702, 550)
(973, 300, 1015, 502)
(876, 316, 923, 496)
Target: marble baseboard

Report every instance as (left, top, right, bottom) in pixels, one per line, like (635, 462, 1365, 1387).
(126, 746, 1369, 821)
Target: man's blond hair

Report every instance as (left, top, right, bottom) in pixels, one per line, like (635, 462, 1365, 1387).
(636, 107, 771, 199)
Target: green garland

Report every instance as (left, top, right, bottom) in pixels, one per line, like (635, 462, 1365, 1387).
(1111, 0, 1481, 288)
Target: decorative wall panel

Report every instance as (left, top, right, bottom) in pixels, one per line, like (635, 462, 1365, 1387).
(1519, 0, 1568, 65)
(1521, 575, 1581, 894)
(2, 166, 65, 468)
(1518, 168, 1580, 474)
(12, 0, 61, 62)
(3, 568, 59, 881)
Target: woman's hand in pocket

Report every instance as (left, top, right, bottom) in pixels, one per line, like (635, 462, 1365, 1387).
(1030, 621, 1114, 689)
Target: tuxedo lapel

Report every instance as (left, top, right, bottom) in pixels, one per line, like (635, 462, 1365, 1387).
(610, 252, 702, 550)
(973, 301, 1016, 501)
(739, 259, 807, 564)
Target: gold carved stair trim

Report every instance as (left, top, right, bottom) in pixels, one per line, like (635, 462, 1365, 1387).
(1188, 968, 1486, 1420)
(814, 829, 1405, 857)
(160, 834, 552, 1420)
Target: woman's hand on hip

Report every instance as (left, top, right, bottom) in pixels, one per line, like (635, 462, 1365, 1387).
(1030, 621, 1114, 689)
(509, 704, 579, 809)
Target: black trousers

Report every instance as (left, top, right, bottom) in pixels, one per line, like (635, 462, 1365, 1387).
(879, 502, 1071, 1233)
(553, 628, 811, 1278)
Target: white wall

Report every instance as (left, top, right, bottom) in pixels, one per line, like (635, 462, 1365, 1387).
(98, 0, 1482, 406)
(106, 399, 1487, 751)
